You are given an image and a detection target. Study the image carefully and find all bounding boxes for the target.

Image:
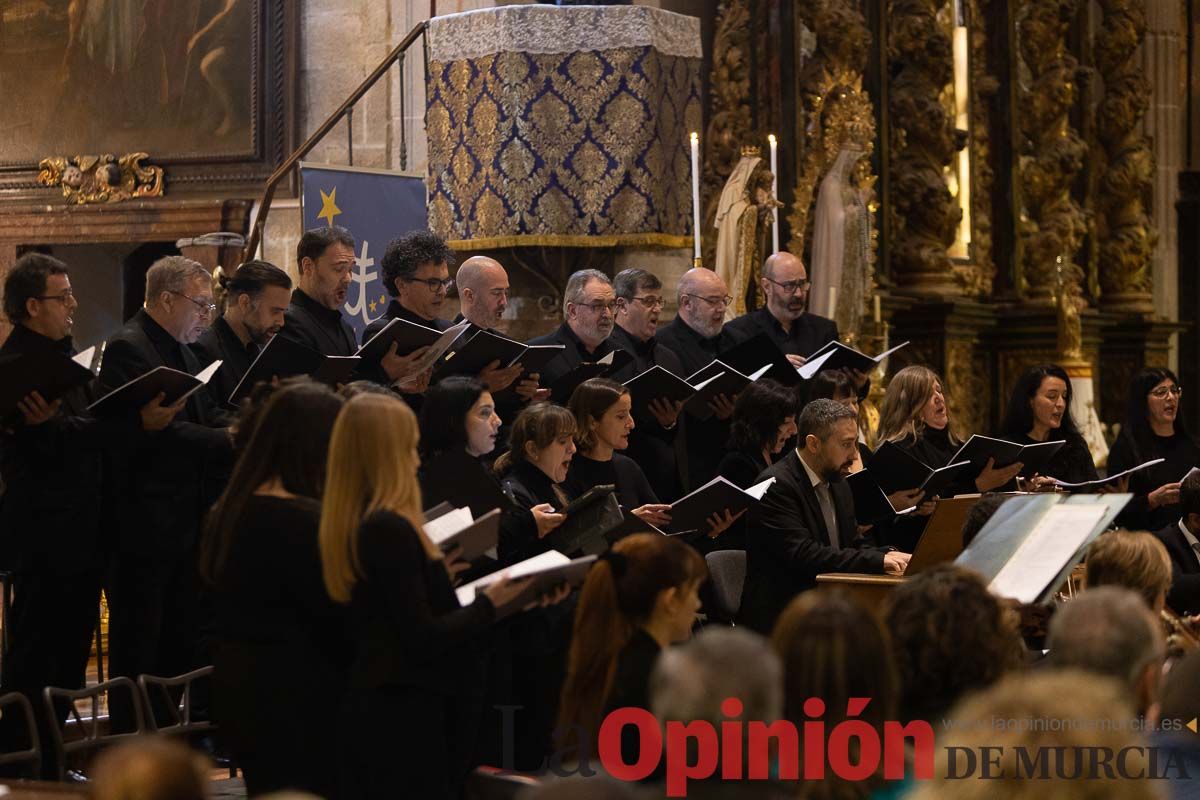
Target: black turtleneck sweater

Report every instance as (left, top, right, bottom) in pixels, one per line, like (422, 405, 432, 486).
(278, 288, 356, 358)
(563, 452, 658, 512)
(1108, 428, 1200, 532)
(192, 315, 260, 409)
(498, 460, 573, 566)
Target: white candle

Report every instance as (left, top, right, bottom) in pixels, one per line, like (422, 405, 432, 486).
(768, 134, 779, 255)
(690, 132, 701, 260)
(828, 286, 838, 318)
(873, 294, 881, 324)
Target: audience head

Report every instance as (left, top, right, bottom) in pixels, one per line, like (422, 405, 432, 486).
(296, 225, 355, 310)
(321, 394, 434, 603)
(456, 255, 509, 329)
(1000, 363, 1081, 442)
(563, 269, 615, 349)
(613, 268, 665, 341)
(337, 380, 394, 400)
(568, 378, 633, 456)
(796, 398, 859, 479)
(381, 230, 454, 319)
(729, 378, 798, 459)
(4, 252, 76, 340)
(90, 737, 209, 800)
(760, 251, 810, 324)
(960, 492, 1009, 548)
(216, 260, 292, 345)
(1084, 530, 1172, 613)
(143, 255, 215, 344)
(676, 268, 731, 338)
(772, 591, 897, 731)
(908, 670, 1158, 800)
(1125, 366, 1187, 442)
(1182, 471, 1200, 534)
(877, 365, 953, 444)
(202, 379, 343, 583)
(494, 401, 577, 482)
(1047, 586, 1164, 718)
(419, 376, 500, 460)
(559, 533, 708, 742)
(810, 368, 860, 414)
(886, 564, 1023, 722)
(651, 627, 783, 729)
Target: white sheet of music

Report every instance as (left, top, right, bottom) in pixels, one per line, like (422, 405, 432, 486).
(988, 505, 1107, 604)
(455, 550, 570, 605)
(424, 506, 474, 544)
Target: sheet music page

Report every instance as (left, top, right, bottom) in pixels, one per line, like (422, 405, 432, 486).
(988, 505, 1107, 603)
(455, 550, 570, 605)
(798, 348, 836, 380)
(423, 506, 474, 544)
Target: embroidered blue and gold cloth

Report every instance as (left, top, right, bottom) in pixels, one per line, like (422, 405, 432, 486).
(426, 5, 702, 249)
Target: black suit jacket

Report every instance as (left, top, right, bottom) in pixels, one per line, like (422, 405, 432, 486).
(739, 450, 887, 633)
(277, 288, 356, 358)
(191, 316, 258, 408)
(100, 311, 232, 560)
(1154, 522, 1200, 614)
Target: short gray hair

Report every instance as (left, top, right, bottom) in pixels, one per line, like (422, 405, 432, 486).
(797, 398, 857, 441)
(650, 627, 782, 725)
(145, 256, 211, 306)
(563, 269, 611, 315)
(1047, 586, 1164, 690)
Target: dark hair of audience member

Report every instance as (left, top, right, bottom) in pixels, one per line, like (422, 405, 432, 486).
(809, 369, 855, 403)
(1084, 529, 1172, 612)
(419, 376, 487, 459)
(3, 252, 68, 323)
(998, 363, 1084, 441)
(568, 377, 628, 452)
(558, 533, 707, 748)
(229, 375, 308, 452)
(201, 379, 344, 584)
(728, 378, 798, 452)
(1124, 367, 1190, 455)
(960, 492, 1009, 549)
(772, 591, 897, 796)
(494, 401, 577, 475)
(338, 379, 394, 400)
(885, 564, 1023, 723)
(90, 737, 209, 800)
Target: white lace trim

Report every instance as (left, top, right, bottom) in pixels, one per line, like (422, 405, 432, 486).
(427, 5, 702, 62)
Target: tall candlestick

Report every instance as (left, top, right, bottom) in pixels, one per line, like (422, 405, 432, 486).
(768, 134, 779, 255)
(690, 132, 701, 261)
(828, 286, 838, 318)
(873, 294, 881, 324)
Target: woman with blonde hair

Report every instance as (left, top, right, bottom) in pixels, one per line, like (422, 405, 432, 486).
(1084, 529, 1173, 614)
(320, 392, 535, 799)
(558, 533, 708, 761)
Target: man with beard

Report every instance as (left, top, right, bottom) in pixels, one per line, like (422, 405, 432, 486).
(526, 269, 619, 394)
(725, 251, 838, 366)
(275, 226, 357, 358)
(452, 255, 542, 398)
(739, 399, 909, 633)
(656, 268, 740, 492)
(609, 268, 685, 500)
(192, 260, 292, 406)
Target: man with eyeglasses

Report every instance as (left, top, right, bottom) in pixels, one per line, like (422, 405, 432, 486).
(100, 256, 233, 725)
(610, 268, 686, 499)
(0, 254, 181, 773)
(526, 268, 620, 395)
(276, 226, 357, 358)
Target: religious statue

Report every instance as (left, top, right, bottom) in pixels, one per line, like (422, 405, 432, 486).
(809, 147, 871, 340)
(1055, 255, 1110, 466)
(713, 147, 783, 319)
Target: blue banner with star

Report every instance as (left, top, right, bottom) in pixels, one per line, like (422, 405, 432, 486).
(300, 164, 427, 341)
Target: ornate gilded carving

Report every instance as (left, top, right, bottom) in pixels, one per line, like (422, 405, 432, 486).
(788, 0, 877, 268)
(887, 0, 962, 295)
(1095, 0, 1156, 311)
(701, 0, 754, 268)
(1014, 0, 1088, 305)
(37, 153, 163, 204)
(965, 0, 999, 296)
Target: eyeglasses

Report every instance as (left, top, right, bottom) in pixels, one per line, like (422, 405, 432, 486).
(683, 293, 733, 308)
(629, 295, 665, 309)
(576, 300, 617, 313)
(35, 289, 75, 303)
(1149, 385, 1184, 399)
(765, 277, 811, 294)
(170, 291, 216, 315)
(404, 277, 454, 293)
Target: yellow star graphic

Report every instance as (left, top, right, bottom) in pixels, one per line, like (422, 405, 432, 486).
(317, 187, 342, 226)
(369, 300, 378, 313)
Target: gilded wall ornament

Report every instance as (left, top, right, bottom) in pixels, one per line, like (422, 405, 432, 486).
(964, 0, 999, 296)
(1095, 0, 1156, 312)
(37, 153, 164, 204)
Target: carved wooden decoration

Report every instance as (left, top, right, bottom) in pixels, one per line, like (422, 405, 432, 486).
(965, 0, 999, 295)
(1095, 0, 1156, 312)
(886, 0, 961, 296)
(1014, 0, 1088, 306)
(37, 154, 163, 205)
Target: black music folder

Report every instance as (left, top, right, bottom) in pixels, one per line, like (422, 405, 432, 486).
(424, 507, 502, 563)
(546, 485, 623, 555)
(847, 470, 918, 525)
(622, 365, 697, 420)
(229, 335, 360, 402)
(719, 332, 802, 387)
(0, 346, 96, 418)
(798, 340, 909, 379)
(666, 475, 775, 536)
(438, 329, 565, 379)
(683, 361, 771, 421)
(355, 316, 450, 362)
(89, 361, 222, 416)
(949, 435, 1065, 479)
(547, 349, 634, 403)
(456, 551, 598, 607)
(868, 441, 972, 497)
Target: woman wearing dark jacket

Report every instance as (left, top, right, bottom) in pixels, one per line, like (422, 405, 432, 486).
(997, 363, 1098, 487)
(1108, 367, 1200, 531)
(203, 380, 347, 798)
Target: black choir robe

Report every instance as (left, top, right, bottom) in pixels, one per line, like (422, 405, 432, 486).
(723, 307, 839, 360)
(191, 315, 259, 408)
(525, 321, 618, 396)
(277, 288, 356, 357)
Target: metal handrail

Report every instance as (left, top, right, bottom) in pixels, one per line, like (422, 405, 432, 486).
(242, 21, 428, 262)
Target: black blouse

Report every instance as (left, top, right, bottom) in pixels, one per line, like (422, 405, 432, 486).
(1108, 429, 1200, 532)
(563, 453, 659, 510)
(499, 461, 572, 566)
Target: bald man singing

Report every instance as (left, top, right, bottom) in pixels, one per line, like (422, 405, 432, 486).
(454, 255, 543, 398)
